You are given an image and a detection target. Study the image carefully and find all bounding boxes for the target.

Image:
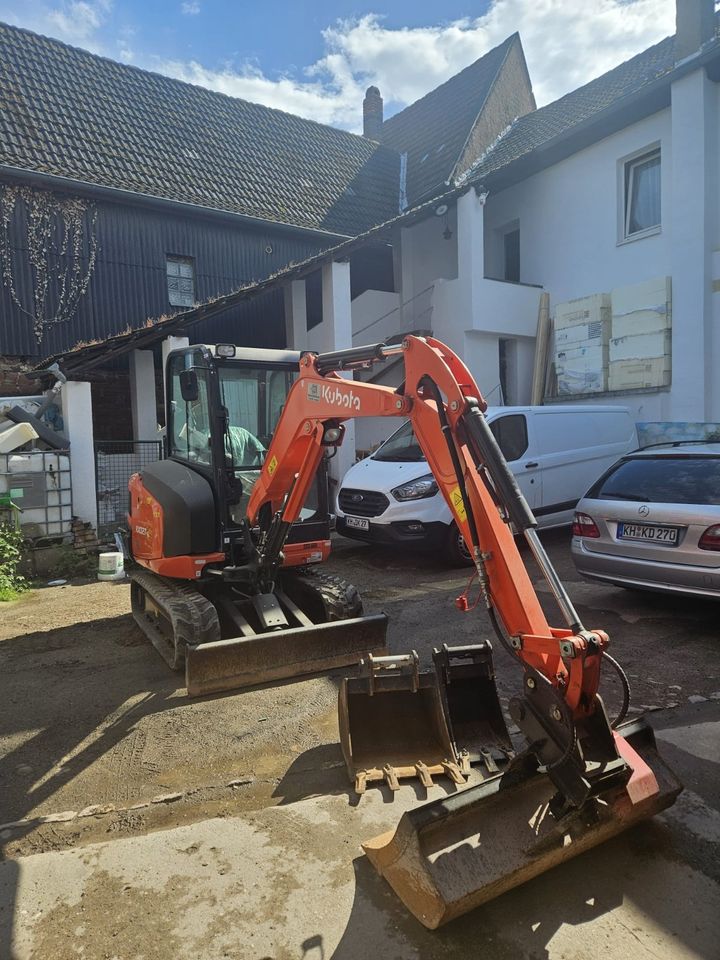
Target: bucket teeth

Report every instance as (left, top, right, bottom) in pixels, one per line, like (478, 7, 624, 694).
(414, 762, 434, 788)
(441, 760, 465, 785)
(383, 764, 401, 791)
(480, 747, 499, 774)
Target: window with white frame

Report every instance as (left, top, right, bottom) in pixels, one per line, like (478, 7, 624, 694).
(624, 148, 660, 239)
(166, 256, 195, 307)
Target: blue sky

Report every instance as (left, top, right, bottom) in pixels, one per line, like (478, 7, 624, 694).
(0, 1, 676, 130)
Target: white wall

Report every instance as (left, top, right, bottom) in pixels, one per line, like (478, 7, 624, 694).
(483, 88, 720, 422)
(351, 290, 400, 344)
(484, 109, 673, 300)
(399, 207, 458, 309)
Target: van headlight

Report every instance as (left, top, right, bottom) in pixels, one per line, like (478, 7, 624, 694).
(391, 474, 439, 501)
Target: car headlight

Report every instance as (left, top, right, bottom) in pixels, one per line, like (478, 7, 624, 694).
(391, 474, 439, 501)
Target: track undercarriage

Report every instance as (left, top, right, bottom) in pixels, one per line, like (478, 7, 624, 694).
(129, 566, 388, 695)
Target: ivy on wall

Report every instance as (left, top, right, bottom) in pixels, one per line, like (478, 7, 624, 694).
(0, 184, 98, 344)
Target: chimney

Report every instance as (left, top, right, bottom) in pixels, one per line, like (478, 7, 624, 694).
(675, 0, 715, 62)
(363, 86, 383, 140)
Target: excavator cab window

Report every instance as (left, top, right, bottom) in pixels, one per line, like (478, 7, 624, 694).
(168, 351, 214, 467)
(217, 362, 321, 526)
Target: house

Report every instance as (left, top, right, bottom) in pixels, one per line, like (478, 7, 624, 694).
(1, 0, 718, 530)
(0, 21, 528, 384)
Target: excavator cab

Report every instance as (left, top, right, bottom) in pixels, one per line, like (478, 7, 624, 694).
(164, 345, 330, 560)
(128, 344, 387, 692)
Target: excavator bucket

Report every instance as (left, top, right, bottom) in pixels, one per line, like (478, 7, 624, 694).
(186, 614, 388, 696)
(338, 653, 468, 794)
(432, 643, 513, 774)
(362, 717, 682, 928)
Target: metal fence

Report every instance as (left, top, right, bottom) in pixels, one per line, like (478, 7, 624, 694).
(94, 440, 163, 536)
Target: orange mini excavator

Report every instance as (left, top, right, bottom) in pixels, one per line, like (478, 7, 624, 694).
(238, 334, 681, 926)
(128, 343, 388, 694)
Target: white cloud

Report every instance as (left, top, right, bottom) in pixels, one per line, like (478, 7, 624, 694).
(0, 0, 111, 51)
(158, 1, 676, 129)
(0, 1, 678, 130)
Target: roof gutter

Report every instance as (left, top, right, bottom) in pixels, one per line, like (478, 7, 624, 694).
(0, 164, 352, 243)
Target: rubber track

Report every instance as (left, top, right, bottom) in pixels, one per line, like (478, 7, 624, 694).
(286, 567, 363, 622)
(130, 569, 220, 670)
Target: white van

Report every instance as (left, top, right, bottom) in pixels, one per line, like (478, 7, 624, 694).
(336, 405, 637, 564)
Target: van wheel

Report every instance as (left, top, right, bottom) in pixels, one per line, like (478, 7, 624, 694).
(445, 523, 473, 567)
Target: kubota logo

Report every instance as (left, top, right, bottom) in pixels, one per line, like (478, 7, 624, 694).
(307, 381, 361, 411)
(135, 525, 149, 536)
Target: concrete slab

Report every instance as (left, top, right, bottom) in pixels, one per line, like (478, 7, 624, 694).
(1, 703, 718, 960)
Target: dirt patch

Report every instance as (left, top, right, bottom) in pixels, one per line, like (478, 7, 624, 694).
(1, 534, 717, 858)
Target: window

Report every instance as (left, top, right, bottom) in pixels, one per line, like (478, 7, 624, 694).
(589, 455, 720, 505)
(624, 149, 660, 239)
(218, 365, 296, 459)
(166, 256, 195, 307)
(372, 421, 425, 463)
(168, 351, 213, 466)
(489, 414, 528, 462)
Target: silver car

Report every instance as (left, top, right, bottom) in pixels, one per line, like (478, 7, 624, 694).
(571, 442, 720, 599)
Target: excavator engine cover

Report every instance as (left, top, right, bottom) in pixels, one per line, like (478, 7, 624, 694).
(433, 643, 513, 774)
(338, 652, 467, 794)
(362, 717, 682, 928)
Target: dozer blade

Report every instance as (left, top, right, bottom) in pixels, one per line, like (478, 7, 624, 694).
(362, 717, 682, 929)
(433, 643, 513, 773)
(186, 614, 388, 696)
(338, 653, 467, 794)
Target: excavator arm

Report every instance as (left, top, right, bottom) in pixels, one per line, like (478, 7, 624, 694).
(246, 334, 681, 926)
(249, 335, 626, 799)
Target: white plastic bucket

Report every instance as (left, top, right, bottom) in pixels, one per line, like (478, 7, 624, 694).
(98, 552, 125, 581)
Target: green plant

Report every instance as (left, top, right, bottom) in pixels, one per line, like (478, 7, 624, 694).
(0, 522, 27, 601)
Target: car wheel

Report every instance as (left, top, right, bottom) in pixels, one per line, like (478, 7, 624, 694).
(445, 523, 474, 567)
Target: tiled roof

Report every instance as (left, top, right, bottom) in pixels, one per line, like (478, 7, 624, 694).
(467, 34, 678, 183)
(381, 35, 518, 205)
(0, 21, 401, 236)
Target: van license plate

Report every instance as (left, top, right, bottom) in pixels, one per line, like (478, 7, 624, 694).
(345, 516, 370, 531)
(617, 523, 679, 545)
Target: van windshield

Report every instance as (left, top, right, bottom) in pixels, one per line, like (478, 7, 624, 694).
(373, 421, 426, 462)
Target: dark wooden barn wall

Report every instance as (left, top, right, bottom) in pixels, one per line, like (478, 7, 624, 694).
(0, 190, 329, 358)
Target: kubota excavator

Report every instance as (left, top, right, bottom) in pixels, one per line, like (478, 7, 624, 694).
(128, 343, 388, 694)
(238, 333, 682, 927)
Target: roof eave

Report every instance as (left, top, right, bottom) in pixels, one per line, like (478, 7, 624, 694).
(39, 185, 469, 375)
(475, 39, 720, 194)
(0, 164, 353, 242)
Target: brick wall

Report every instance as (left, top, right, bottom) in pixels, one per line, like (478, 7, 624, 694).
(91, 374, 133, 441)
(0, 358, 37, 396)
(90, 367, 164, 439)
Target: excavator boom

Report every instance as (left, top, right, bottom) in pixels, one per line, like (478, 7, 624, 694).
(247, 335, 681, 925)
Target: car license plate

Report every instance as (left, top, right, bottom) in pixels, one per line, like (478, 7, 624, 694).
(345, 516, 370, 531)
(617, 522, 679, 545)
